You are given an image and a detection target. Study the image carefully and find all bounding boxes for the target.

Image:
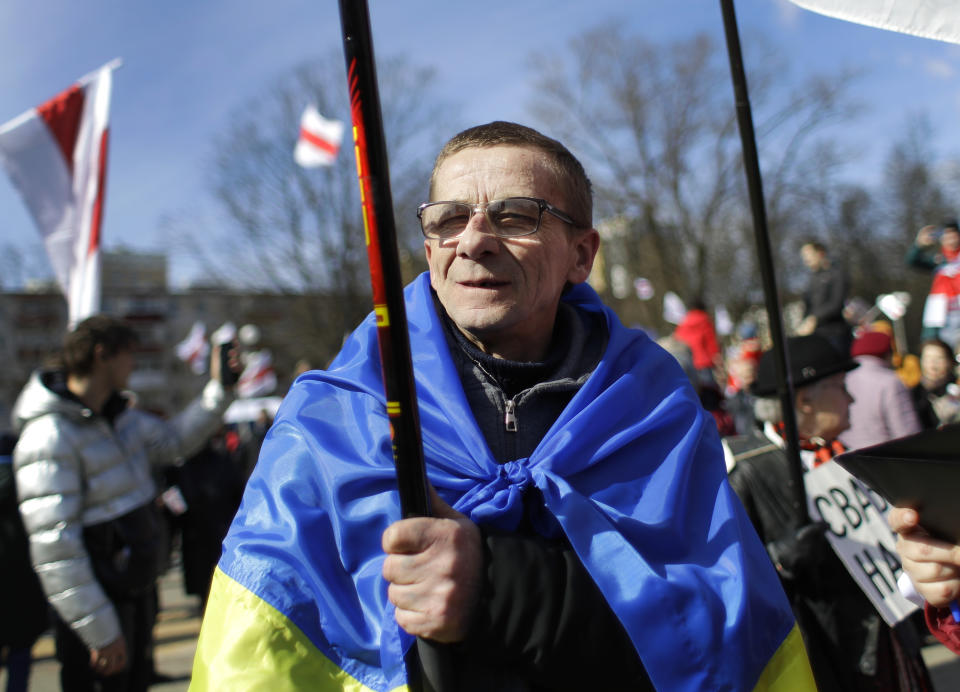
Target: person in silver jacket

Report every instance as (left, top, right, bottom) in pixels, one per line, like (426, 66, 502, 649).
(11, 315, 235, 691)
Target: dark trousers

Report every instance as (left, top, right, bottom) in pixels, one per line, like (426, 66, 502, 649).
(1, 646, 32, 692)
(54, 591, 154, 692)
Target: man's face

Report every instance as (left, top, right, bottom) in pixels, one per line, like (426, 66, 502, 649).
(799, 373, 853, 440)
(800, 245, 822, 270)
(943, 229, 960, 253)
(425, 145, 598, 360)
(105, 348, 136, 391)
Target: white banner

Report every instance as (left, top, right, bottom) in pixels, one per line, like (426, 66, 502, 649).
(789, 0, 960, 45)
(805, 461, 919, 626)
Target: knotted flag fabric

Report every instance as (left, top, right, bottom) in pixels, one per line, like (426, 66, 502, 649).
(294, 105, 344, 167)
(193, 273, 814, 691)
(0, 60, 118, 326)
(788, 0, 960, 45)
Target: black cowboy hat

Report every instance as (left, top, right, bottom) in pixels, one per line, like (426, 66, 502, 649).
(751, 334, 858, 397)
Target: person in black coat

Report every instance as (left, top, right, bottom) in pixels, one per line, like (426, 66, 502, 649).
(726, 336, 932, 692)
(0, 432, 49, 692)
(167, 430, 246, 606)
(797, 240, 851, 355)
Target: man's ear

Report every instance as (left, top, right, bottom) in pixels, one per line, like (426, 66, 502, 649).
(424, 240, 438, 291)
(795, 389, 814, 417)
(567, 228, 600, 284)
(93, 343, 107, 363)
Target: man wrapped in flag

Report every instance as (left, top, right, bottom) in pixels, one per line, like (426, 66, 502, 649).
(193, 122, 814, 690)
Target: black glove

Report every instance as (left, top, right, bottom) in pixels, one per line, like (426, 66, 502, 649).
(766, 522, 830, 582)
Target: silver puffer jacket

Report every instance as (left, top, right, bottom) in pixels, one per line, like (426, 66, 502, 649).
(11, 371, 232, 650)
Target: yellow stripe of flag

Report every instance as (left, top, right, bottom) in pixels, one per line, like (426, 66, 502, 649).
(191, 568, 409, 692)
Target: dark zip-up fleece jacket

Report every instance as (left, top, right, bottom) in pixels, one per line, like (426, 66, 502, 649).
(424, 295, 653, 692)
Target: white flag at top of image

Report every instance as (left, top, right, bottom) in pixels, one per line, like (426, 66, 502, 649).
(0, 59, 120, 326)
(788, 0, 960, 45)
(294, 105, 344, 167)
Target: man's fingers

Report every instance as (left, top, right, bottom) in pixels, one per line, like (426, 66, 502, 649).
(382, 552, 429, 585)
(393, 606, 435, 640)
(897, 532, 960, 562)
(888, 507, 918, 534)
(390, 587, 461, 643)
(901, 555, 960, 584)
(387, 580, 432, 612)
(382, 517, 436, 554)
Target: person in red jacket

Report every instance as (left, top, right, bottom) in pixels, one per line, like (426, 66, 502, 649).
(673, 297, 721, 387)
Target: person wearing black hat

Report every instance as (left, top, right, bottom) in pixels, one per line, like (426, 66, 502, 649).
(725, 334, 933, 692)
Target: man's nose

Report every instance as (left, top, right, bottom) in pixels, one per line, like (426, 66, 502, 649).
(455, 209, 500, 257)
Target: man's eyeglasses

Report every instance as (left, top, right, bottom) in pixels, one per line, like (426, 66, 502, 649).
(417, 197, 577, 240)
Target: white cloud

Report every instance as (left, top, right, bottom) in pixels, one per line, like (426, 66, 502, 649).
(925, 58, 955, 79)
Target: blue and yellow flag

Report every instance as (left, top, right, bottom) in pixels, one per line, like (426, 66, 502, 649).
(192, 273, 813, 691)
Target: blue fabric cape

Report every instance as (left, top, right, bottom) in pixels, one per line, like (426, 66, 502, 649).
(218, 273, 796, 691)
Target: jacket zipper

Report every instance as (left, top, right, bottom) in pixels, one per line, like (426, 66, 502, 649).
(505, 398, 518, 432)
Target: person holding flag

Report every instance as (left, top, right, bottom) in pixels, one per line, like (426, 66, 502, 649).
(193, 122, 813, 691)
(11, 315, 237, 691)
(906, 221, 960, 347)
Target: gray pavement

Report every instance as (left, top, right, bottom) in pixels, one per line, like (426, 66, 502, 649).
(9, 568, 960, 690)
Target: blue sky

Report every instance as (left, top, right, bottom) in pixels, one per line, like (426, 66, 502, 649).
(2, 0, 960, 288)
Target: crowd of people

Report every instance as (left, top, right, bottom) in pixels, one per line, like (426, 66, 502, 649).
(6, 121, 960, 691)
(671, 226, 960, 445)
(665, 225, 960, 689)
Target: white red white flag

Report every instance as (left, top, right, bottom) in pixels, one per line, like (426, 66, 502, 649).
(0, 60, 119, 326)
(922, 260, 960, 328)
(175, 321, 210, 374)
(787, 1, 960, 45)
(237, 349, 278, 399)
(293, 105, 344, 167)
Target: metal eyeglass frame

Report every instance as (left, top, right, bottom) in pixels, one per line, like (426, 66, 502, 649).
(417, 196, 577, 239)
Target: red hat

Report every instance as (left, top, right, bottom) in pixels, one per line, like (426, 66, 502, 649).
(851, 331, 892, 358)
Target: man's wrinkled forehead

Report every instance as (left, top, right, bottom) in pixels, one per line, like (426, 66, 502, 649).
(430, 144, 562, 202)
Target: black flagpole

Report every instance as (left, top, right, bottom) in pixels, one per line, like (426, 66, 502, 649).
(338, 0, 428, 521)
(338, 1, 455, 688)
(719, 0, 809, 524)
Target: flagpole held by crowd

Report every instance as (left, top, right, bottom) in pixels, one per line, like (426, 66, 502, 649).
(718, 0, 809, 524)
